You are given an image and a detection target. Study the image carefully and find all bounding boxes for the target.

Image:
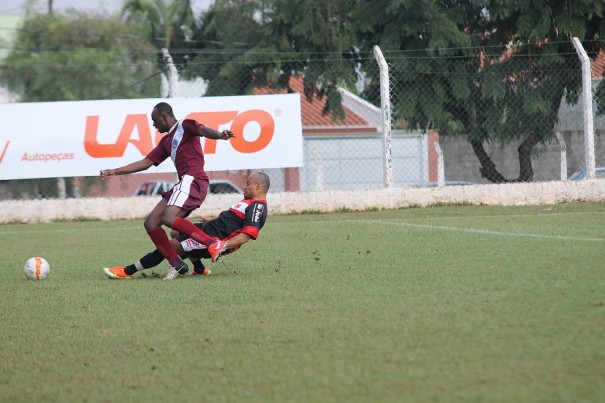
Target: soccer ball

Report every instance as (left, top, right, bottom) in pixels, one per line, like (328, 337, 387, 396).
(24, 257, 50, 280)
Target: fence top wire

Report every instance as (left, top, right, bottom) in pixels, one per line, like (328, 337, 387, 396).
(3, 39, 597, 68)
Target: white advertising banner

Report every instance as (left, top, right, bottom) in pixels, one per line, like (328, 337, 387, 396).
(0, 94, 302, 180)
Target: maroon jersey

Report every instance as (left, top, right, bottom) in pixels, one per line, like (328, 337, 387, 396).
(200, 198, 268, 241)
(146, 119, 208, 180)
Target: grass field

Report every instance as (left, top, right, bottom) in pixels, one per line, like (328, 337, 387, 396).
(1, 202, 605, 402)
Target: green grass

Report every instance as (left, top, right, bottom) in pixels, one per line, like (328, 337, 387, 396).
(1, 202, 605, 402)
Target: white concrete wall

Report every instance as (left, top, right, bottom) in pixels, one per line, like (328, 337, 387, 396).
(1, 180, 604, 224)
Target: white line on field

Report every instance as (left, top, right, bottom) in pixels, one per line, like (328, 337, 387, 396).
(0, 226, 142, 236)
(272, 219, 604, 242)
(403, 210, 605, 221)
(348, 219, 605, 242)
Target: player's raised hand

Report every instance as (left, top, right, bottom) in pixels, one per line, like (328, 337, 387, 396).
(100, 169, 116, 180)
(220, 129, 236, 140)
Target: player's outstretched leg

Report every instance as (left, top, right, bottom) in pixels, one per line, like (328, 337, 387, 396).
(103, 250, 169, 280)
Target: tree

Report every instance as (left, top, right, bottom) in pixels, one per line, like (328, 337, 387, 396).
(351, 0, 605, 182)
(122, 0, 195, 49)
(0, 11, 160, 199)
(122, 0, 197, 83)
(185, 0, 359, 120)
(0, 12, 160, 101)
(187, 0, 605, 183)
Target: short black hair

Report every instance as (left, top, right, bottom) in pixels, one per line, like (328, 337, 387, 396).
(255, 172, 271, 190)
(154, 102, 174, 117)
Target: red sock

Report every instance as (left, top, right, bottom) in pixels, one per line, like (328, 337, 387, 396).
(173, 217, 213, 246)
(147, 227, 180, 266)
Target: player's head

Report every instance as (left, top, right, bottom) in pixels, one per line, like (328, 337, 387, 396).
(244, 172, 270, 199)
(151, 102, 176, 133)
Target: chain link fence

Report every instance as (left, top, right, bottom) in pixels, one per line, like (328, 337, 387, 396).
(1, 41, 602, 200)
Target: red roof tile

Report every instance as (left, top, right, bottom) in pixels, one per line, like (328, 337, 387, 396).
(254, 75, 375, 133)
(593, 51, 605, 78)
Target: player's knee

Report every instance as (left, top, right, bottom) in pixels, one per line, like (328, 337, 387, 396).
(161, 207, 187, 229)
(144, 212, 163, 230)
(162, 216, 175, 228)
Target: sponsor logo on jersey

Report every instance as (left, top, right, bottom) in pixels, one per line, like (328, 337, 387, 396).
(252, 204, 265, 223)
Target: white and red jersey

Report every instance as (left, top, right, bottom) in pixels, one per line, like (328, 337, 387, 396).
(146, 119, 208, 181)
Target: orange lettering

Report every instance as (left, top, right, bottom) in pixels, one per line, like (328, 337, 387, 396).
(185, 111, 238, 154)
(0, 141, 9, 163)
(121, 114, 154, 155)
(85, 114, 154, 158)
(230, 110, 274, 153)
(84, 110, 276, 158)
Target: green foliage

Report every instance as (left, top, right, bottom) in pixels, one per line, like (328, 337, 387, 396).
(179, 0, 605, 142)
(354, 0, 602, 137)
(121, 0, 197, 69)
(349, 0, 605, 181)
(2, 203, 605, 401)
(0, 12, 160, 102)
(0, 12, 160, 198)
(185, 0, 358, 121)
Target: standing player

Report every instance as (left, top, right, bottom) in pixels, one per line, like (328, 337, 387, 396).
(103, 172, 270, 280)
(100, 102, 235, 278)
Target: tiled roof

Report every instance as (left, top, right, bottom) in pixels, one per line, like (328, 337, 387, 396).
(593, 51, 605, 78)
(254, 75, 375, 133)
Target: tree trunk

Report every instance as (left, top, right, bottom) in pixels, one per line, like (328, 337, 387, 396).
(470, 140, 509, 183)
(471, 134, 541, 183)
(517, 135, 540, 182)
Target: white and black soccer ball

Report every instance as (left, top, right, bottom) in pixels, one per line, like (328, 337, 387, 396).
(24, 257, 50, 280)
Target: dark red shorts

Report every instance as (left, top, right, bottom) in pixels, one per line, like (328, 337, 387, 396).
(161, 175, 208, 211)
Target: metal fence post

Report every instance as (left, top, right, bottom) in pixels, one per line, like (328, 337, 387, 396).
(571, 38, 596, 180)
(434, 142, 445, 186)
(373, 45, 393, 189)
(555, 131, 567, 180)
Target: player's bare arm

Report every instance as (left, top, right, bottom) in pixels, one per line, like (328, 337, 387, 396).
(100, 158, 155, 180)
(223, 233, 252, 250)
(197, 125, 236, 140)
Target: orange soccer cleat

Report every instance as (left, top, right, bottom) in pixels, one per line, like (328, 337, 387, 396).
(103, 266, 132, 279)
(207, 240, 226, 262)
(192, 268, 211, 276)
